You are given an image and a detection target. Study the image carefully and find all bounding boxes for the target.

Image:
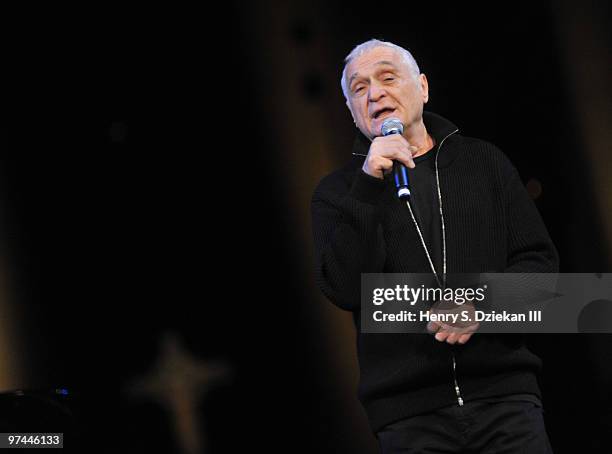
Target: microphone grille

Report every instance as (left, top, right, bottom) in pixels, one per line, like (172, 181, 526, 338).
(381, 118, 404, 136)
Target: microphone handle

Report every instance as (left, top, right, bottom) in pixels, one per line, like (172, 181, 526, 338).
(393, 161, 411, 199)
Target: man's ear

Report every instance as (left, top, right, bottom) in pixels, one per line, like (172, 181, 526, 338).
(346, 100, 357, 125)
(420, 74, 429, 104)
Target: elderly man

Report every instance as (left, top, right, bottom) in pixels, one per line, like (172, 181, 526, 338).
(311, 39, 558, 453)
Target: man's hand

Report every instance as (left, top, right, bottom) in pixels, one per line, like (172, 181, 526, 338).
(426, 300, 480, 345)
(363, 135, 418, 179)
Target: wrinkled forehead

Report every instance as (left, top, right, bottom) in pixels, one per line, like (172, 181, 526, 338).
(345, 46, 405, 77)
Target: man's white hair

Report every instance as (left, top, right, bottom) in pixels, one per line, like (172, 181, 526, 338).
(340, 39, 421, 100)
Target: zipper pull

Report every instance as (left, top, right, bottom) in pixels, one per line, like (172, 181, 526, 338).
(451, 352, 464, 406)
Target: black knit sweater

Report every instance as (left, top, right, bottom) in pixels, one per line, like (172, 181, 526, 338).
(310, 112, 559, 433)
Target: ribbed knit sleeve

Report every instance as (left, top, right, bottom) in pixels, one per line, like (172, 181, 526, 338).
(485, 152, 560, 311)
(311, 169, 387, 311)
(499, 154, 559, 273)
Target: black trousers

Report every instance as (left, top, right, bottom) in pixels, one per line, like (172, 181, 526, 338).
(376, 400, 554, 454)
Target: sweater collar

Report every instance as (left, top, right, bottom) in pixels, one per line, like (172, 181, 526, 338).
(351, 111, 460, 167)
(423, 111, 459, 145)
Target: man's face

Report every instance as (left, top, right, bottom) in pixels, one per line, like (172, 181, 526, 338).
(345, 46, 429, 139)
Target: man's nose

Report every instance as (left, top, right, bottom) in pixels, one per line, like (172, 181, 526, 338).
(368, 82, 386, 102)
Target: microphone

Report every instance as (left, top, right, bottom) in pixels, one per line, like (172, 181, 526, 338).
(381, 118, 410, 199)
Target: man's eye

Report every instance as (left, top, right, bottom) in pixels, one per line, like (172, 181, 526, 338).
(354, 86, 364, 93)
(384, 77, 395, 81)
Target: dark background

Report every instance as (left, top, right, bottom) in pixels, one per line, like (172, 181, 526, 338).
(1, 1, 611, 453)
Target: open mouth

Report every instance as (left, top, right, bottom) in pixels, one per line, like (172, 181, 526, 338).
(373, 107, 395, 119)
